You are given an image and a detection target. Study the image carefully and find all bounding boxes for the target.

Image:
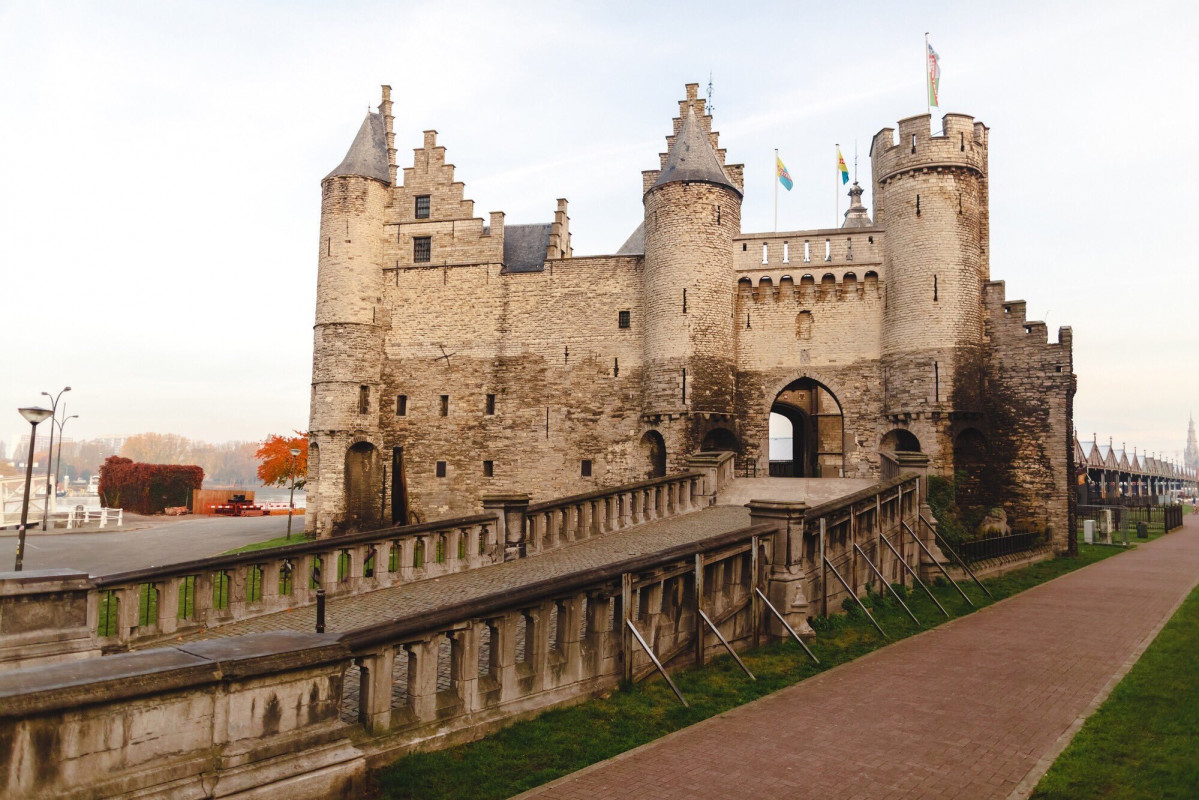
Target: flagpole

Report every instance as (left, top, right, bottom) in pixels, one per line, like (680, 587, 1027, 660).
(774, 148, 779, 232)
(925, 32, 930, 116)
(834, 143, 839, 228)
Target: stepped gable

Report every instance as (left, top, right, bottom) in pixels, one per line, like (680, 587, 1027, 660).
(324, 112, 390, 184)
(651, 107, 739, 195)
(503, 223, 552, 273)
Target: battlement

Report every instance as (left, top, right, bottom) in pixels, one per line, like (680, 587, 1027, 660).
(735, 229, 883, 272)
(983, 281, 1072, 349)
(871, 112, 988, 184)
(736, 270, 881, 304)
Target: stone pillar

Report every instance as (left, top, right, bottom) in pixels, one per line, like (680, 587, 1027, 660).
(358, 647, 394, 732)
(747, 500, 814, 638)
(483, 493, 530, 561)
(0, 569, 100, 670)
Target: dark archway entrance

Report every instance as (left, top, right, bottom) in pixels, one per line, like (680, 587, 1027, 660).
(700, 427, 740, 453)
(770, 378, 843, 477)
(344, 441, 380, 530)
(639, 430, 667, 479)
(390, 447, 408, 525)
(881, 428, 922, 453)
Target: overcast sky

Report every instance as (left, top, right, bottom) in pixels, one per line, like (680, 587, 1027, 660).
(1, 1, 1196, 462)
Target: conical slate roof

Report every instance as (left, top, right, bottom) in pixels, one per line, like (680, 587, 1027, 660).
(652, 108, 739, 195)
(324, 112, 390, 183)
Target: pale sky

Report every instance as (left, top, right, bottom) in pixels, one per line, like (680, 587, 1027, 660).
(1, 1, 1196, 463)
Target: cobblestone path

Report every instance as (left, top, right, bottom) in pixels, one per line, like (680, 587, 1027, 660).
(520, 515, 1199, 800)
(180, 505, 751, 641)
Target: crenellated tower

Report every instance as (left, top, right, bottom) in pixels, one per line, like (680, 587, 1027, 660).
(641, 85, 743, 442)
(307, 86, 396, 537)
(871, 112, 989, 466)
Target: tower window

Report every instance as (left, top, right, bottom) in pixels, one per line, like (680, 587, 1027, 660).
(682, 288, 687, 314)
(761, 243, 768, 264)
(824, 239, 832, 262)
(581, 459, 592, 477)
(804, 241, 811, 263)
(933, 275, 938, 301)
(916, 195, 921, 216)
(415, 195, 431, 219)
(358, 385, 369, 414)
(618, 310, 631, 329)
(439, 395, 449, 416)
(845, 238, 853, 261)
(414, 236, 431, 262)
(485, 393, 496, 415)
(436, 461, 447, 478)
(483, 460, 494, 477)
(783, 242, 790, 263)
(396, 394, 407, 416)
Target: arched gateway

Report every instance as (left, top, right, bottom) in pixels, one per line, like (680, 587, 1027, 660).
(769, 378, 843, 477)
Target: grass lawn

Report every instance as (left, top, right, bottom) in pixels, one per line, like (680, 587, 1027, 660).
(221, 531, 315, 554)
(374, 543, 1124, 800)
(1032, 582, 1199, 799)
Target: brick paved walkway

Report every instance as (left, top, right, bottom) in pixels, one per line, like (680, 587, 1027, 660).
(179, 505, 751, 641)
(521, 515, 1199, 800)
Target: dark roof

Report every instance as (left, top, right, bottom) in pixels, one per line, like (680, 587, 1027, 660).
(616, 220, 645, 255)
(503, 223, 551, 273)
(651, 108, 739, 195)
(324, 112, 390, 183)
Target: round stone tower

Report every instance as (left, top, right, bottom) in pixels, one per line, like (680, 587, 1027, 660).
(871, 112, 989, 467)
(642, 89, 742, 426)
(307, 87, 395, 537)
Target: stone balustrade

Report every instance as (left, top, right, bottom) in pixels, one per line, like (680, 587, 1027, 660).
(0, 474, 935, 798)
(523, 471, 705, 555)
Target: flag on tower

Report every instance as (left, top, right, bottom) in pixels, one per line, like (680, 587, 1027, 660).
(776, 156, 793, 191)
(927, 40, 941, 107)
(837, 148, 849, 185)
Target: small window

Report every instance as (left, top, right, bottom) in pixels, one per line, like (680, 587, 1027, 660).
(581, 459, 592, 477)
(414, 236, 431, 263)
(358, 385, 369, 414)
(783, 242, 790, 263)
(761, 243, 768, 264)
(485, 393, 496, 415)
(803, 241, 811, 262)
(396, 394, 407, 416)
(439, 395, 449, 416)
(618, 310, 631, 329)
(824, 239, 832, 262)
(483, 460, 494, 477)
(436, 461, 447, 478)
(414, 195, 431, 219)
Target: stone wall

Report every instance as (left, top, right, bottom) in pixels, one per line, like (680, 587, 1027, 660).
(981, 281, 1074, 548)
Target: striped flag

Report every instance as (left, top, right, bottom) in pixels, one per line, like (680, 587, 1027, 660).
(927, 41, 941, 107)
(776, 156, 793, 191)
(837, 148, 849, 185)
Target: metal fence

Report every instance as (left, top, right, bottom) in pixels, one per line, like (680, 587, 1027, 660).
(958, 531, 1045, 563)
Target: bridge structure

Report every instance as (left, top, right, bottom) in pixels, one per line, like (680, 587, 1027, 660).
(0, 451, 987, 799)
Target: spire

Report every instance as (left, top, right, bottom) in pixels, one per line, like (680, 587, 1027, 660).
(1185, 412, 1199, 471)
(842, 181, 873, 228)
(652, 107, 740, 195)
(324, 106, 391, 185)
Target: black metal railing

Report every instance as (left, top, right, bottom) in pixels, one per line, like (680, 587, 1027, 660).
(958, 531, 1045, 563)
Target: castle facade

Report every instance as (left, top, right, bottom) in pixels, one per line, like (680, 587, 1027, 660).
(306, 84, 1075, 548)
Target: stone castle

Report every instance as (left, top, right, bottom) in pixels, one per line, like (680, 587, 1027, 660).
(306, 83, 1075, 546)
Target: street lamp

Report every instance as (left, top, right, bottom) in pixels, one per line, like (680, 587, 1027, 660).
(40, 386, 70, 530)
(54, 411, 79, 507)
(15, 406, 53, 571)
(286, 447, 302, 541)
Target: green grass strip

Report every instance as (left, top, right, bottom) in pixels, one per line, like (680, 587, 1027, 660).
(221, 531, 314, 554)
(1031, 581, 1199, 799)
(375, 543, 1124, 799)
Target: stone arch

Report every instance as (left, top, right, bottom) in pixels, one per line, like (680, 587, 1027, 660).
(769, 377, 843, 477)
(881, 428, 922, 453)
(953, 427, 990, 508)
(639, 430, 667, 479)
(700, 427, 740, 453)
(344, 441, 381, 531)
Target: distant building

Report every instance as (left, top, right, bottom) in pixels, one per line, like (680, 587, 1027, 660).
(306, 83, 1075, 548)
(1186, 415, 1199, 472)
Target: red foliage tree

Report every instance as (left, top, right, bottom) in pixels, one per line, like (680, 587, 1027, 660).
(256, 432, 308, 487)
(98, 456, 205, 515)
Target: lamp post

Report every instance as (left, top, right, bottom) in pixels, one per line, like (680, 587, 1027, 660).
(15, 407, 53, 571)
(54, 411, 79, 506)
(40, 386, 70, 530)
(286, 447, 301, 541)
